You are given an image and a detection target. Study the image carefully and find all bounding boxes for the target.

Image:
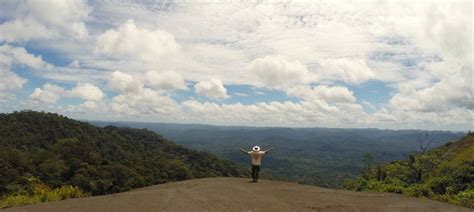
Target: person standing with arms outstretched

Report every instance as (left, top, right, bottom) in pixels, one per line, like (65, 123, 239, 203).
(240, 146, 274, 182)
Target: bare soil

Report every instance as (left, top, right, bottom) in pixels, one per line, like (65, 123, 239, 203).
(4, 177, 470, 212)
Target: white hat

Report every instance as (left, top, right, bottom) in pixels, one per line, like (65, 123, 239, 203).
(252, 146, 260, 151)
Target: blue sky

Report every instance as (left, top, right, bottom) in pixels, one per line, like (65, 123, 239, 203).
(0, 0, 472, 131)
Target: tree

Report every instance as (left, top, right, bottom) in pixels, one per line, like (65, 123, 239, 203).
(0, 111, 245, 202)
(407, 154, 422, 183)
(417, 132, 432, 154)
(362, 153, 374, 179)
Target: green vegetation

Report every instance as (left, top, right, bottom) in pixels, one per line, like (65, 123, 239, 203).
(0, 176, 86, 208)
(344, 133, 474, 208)
(0, 111, 245, 208)
(93, 121, 464, 188)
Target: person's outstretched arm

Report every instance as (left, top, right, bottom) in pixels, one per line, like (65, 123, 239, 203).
(240, 148, 249, 154)
(264, 147, 274, 153)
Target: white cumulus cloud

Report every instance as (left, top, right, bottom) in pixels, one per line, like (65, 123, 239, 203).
(110, 88, 178, 115)
(181, 99, 366, 127)
(0, 0, 91, 42)
(390, 69, 473, 112)
(0, 44, 53, 100)
(0, 44, 51, 70)
(0, 69, 27, 92)
(247, 55, 316, 89)
(194, 79, 229, 99)
(146, 70, 187, 91)
(28, 83, 64, 104)
(96, 19, 180, 61)
(317, 58, 375, 84)
(67, 83, 104, 101)
(108, 71, 143, 94)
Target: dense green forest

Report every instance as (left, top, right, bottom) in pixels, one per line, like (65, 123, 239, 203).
(344, 133, 474, 208)
(93, 121, 464, 188)
(0, 111, 245, 208)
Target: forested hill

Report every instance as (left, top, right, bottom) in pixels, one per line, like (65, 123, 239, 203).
(0, 111, 245, 208)
(344, 133, 474, 208)
(92, 120, 464, 188)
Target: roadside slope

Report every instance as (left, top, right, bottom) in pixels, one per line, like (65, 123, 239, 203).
(5, 177, 469, 212)
(344, 133, 474, 208)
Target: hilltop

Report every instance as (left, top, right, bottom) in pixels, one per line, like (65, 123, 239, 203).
(0, 111, 245, 208)
(4, 177, 469, 212)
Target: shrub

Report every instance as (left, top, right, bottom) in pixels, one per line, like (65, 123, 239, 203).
(456, 189, 474, 208)
(0, 195, 41, 209)
(404, 184, 433, 197)
(0, 181, 87, 209)
(380, 184, 404, 194)
(427, 177, 453, 194)
(343, 178, 367, 191)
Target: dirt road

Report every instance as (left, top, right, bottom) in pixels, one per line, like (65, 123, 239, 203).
(4, 177, 470, 212)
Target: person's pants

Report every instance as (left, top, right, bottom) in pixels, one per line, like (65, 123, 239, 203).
(251, 165, 260, 181)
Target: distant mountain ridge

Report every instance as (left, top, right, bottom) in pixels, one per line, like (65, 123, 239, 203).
(91, 120, 465, 188)
(0, 111, 245, 208)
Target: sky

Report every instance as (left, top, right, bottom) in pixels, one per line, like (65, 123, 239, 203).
(0, 0, 472, 131)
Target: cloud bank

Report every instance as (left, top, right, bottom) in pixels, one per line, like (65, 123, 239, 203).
(0, 0, 471, 130)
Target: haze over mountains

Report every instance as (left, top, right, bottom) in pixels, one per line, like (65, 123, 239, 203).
(92, 121, 465, 188)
